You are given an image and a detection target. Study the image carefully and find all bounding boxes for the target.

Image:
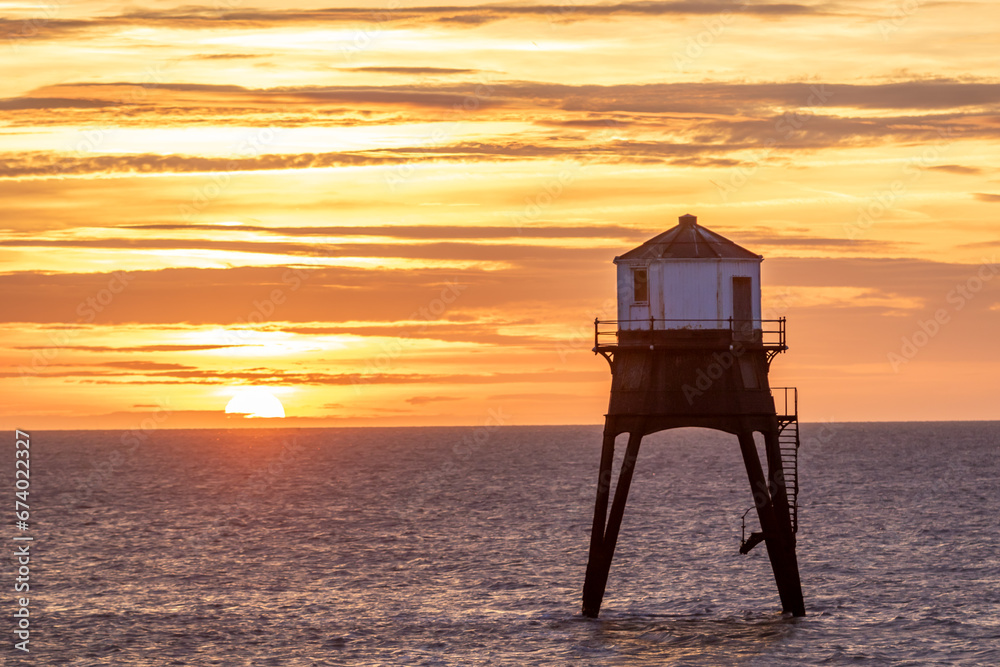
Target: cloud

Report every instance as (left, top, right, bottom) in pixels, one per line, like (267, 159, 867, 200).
(343, 67, 481, 75)
(0, 408, 486, 429)
(4, 367, 606, 386)
(2, 80, 996, 178)
(0, 264, 610, 325)
(16, 79, 1000, 123)
(726, 233, 904, 251)
(765, 258, 1000, 307)
(698, 111, 1000, 149)
(0, 97, 116, 110)
(0, 138, 849, 179)
(280, 323, 548, 347)
(930, 165, 984, 175)
(0, 142, 674, 178)
(531, 80, 1000, 113)
(0, 235, 614, 263)
(4, 256, 997, 332)
(12, 3, 833, 46)
(13, 344, 239, 352)
(0, 17, 92, 41)
(973, 193, 1000, 202)
(43, 2, 833, 39)
(0, 150, 397, 179)
(406, 395, 463, 404)
(2, 123, 989, 177)
(192, 53, 267, 60)
(125, 223, 643, 240)
(59, 81, 508, 109)
(101, 361, 197, 371)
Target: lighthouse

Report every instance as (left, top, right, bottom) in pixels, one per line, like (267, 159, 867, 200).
(582, 213, 805, 617)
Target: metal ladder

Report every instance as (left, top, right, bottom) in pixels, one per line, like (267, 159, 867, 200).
(774, 387, 800, 534)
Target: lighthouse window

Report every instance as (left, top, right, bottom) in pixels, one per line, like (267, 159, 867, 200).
(633, 268, 648, 303)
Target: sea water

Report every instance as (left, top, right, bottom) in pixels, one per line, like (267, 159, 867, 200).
(4, 422, 999, 665)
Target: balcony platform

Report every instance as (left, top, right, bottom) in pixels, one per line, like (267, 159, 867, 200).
(593, 318, 787, 367)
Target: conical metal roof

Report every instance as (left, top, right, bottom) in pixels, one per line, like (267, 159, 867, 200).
(616, 214, 761, 261)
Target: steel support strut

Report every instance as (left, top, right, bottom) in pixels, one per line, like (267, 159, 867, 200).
(737, 429, 805, 616)
(582, 426, 643, 617)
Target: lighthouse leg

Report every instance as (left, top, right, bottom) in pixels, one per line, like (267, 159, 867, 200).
(582, 428, 643, 617)
(737, 430, 805, 616)
(582, 428, 616, 616)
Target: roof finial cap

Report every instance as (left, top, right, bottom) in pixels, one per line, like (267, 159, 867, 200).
(679, 213, 697, 227)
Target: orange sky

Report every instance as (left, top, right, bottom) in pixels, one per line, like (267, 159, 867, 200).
(2, 0, 999, 428)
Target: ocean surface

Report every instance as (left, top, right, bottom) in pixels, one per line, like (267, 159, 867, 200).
(4, 422, 999, 665)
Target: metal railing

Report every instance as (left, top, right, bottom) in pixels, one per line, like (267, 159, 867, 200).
(771, 386, 798, 418)
(594, 317, 786, 350)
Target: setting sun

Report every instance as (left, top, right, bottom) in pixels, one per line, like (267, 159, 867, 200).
(225, 388, 286, 419)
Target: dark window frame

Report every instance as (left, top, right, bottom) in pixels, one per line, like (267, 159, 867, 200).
(732, 276, 753, 340)
(633, 268, 649, 304)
